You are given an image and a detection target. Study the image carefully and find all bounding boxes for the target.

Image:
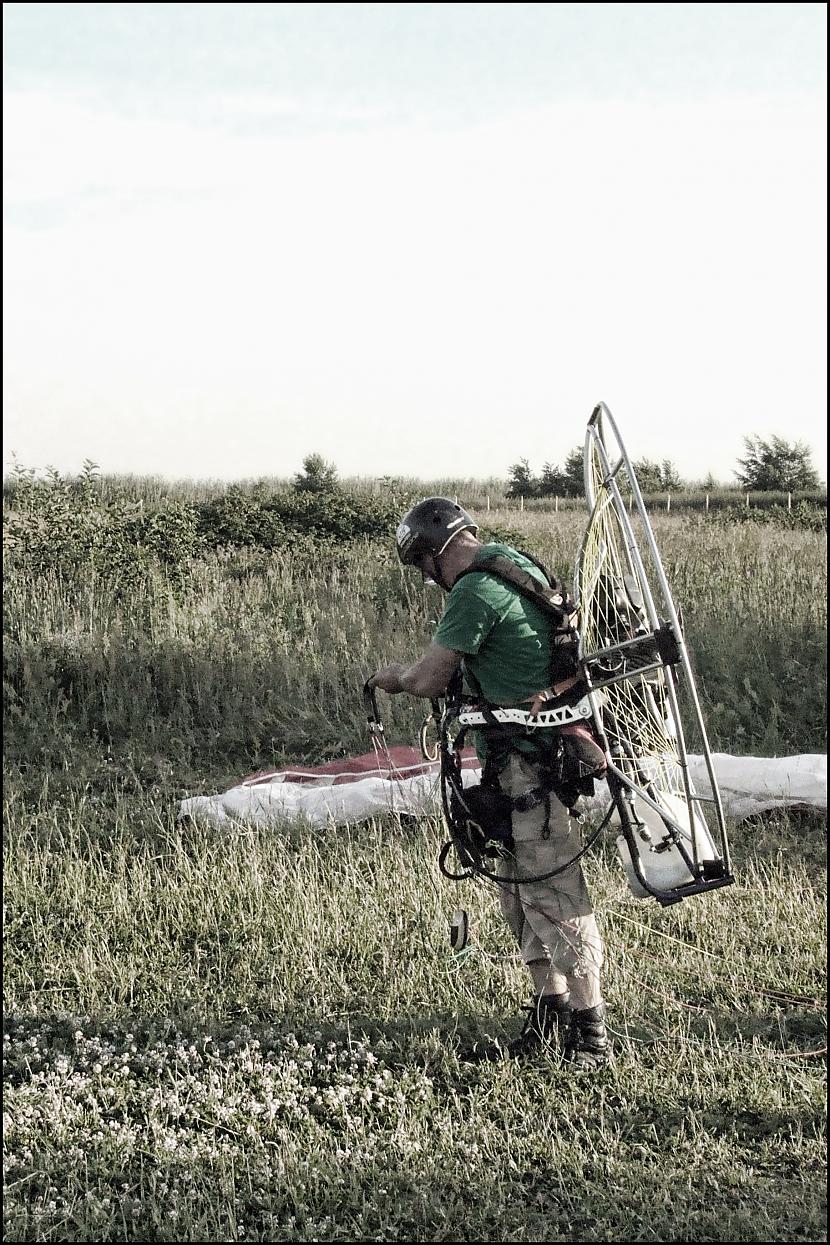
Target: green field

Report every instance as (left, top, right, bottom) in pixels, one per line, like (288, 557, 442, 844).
(3, 488, 827, 1242)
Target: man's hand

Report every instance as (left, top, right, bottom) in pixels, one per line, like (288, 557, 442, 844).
(526, 674, 584, 717)
(368, 664, 407, 694)
(369, 645, 463, 699)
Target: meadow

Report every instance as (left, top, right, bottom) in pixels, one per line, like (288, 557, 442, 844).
(3, 478, 827, 1242)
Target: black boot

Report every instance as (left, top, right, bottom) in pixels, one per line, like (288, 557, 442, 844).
(564, 1002, 613, 1071)
(507, 991, 572, 1059)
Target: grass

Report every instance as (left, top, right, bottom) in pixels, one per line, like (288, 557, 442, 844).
(3, 505, 827, 1242)
(3, 797, 826, 1242)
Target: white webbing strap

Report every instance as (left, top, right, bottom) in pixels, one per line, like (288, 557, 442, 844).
(457, 696, 594, 730)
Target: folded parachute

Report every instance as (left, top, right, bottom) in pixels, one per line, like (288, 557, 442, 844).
(178, 748, 826, 829)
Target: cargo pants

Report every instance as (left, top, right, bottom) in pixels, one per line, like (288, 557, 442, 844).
(496, 750, 604, 1010)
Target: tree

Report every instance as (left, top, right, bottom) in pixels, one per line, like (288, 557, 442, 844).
(659, 459, 682, 491)
(506, 448, 585, 498)
(631, 457, 682, 493)
(292, 453, 339, 494)
(506, 459, 538, 499)
(735, 435, 820, 491)
(561, 447, 585, 497)
(631, 459, 660, 493)
(538, 461, 568, 497)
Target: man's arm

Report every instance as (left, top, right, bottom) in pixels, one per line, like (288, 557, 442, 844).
(369, 643, 463, 699)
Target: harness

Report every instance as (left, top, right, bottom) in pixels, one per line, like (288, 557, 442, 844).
(434, 550, 608, 881)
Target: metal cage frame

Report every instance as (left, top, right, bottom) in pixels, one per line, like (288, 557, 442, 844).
(573, 402, 734, 905)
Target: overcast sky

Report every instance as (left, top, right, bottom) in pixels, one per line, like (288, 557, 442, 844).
(3, 3, 827, 484)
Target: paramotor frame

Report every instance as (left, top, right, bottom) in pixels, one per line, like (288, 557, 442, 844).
(574, 402, 734, 905)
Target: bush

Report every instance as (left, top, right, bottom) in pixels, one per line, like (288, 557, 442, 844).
(3, 466, 406, 595)
(711, 500, 826, 533)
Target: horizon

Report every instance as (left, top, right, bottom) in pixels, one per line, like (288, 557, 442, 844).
(4, 459, 825, 494)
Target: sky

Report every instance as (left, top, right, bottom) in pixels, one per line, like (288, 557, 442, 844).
(3, 3, 827, 484)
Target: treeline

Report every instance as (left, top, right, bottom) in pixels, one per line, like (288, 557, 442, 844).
(507, 449, 682, 498)
(508, 434, 823, 499)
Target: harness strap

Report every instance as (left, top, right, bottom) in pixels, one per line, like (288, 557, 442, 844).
(454, 550, 582, 697)
(457, 698, 593, 729)
(454, 551, 574, 623)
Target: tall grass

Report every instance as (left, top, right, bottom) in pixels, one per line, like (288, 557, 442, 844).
(4, 512, 826, 796)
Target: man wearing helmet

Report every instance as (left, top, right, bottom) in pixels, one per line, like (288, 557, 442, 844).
(369, 497, 611, 1070)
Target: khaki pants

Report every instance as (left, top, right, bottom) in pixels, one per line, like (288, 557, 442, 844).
(497, 751, 604, 1010)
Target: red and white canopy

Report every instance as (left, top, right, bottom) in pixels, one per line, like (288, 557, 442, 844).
(179, 748, 826, 828)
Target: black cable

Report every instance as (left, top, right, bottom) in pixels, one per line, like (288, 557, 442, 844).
(441, 796, 617, 888)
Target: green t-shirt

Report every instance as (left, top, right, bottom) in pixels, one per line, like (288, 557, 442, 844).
(434, 544, 554, 760)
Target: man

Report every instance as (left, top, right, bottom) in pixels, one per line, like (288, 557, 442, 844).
(369, 497, 611, 1070)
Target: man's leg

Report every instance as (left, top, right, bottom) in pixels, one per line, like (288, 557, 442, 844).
(497, 878, 568, 994)
(500, 751, 611, 1067)
(497, 873, 572, 1055)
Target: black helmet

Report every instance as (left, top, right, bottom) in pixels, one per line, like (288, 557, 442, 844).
(395, 497, 478, 565)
